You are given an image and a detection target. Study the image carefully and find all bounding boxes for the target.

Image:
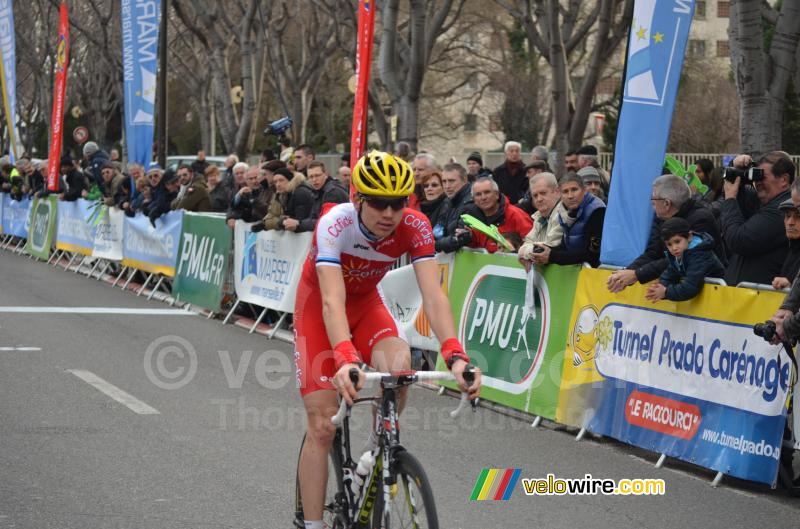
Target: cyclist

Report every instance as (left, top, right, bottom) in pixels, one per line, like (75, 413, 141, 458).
(294, 150, 481, 529)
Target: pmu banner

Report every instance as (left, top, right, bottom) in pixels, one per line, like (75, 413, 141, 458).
(233, 221, 311, 313)
(55, 199, 94, 255)
(122, 210, 183, 276)
(2, 193, 30, 237)
(348, 0, 376, 177)
(46, 2, 69, 191)
(121, 0, 160, 170)
(378, 253, 455, 351)
(0, 0, 18, 161)
(557, 269, 790, 486)
(600, 0, 695, 266)
(173, 213, 231, 311)
(437, 251, 581, 417)
(25, 196, 57, 260)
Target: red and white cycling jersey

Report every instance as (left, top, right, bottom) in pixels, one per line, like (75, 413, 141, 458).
(299, 202, 436, 295)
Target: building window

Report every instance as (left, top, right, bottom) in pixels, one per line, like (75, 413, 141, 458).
(596, 77, 620, 95)
(718, 1, 730, 17)
(695, 1, 706, 19)
(688, 39, 706, 57)
(464, 114, 478, 132)
(488, 114, 502, 133)
(716, 40, 730, 57)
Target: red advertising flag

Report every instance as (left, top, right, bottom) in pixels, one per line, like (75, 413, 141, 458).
(46, 2, 69, 192)
(349, 0, 376, 189)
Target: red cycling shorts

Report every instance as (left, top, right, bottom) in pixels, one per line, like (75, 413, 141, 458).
(293, 280, 404, 396)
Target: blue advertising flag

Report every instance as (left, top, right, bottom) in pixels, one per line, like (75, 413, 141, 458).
(0, 0, 17, 162)
(121, 0, 160, 170)
(600, 0, 695, 266)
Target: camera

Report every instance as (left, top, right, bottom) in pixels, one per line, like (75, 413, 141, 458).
(723, 166, 764, 183)
(532, 245, 545, 254)
(263, 116, 293, 137)
(753, 320, 777, 342)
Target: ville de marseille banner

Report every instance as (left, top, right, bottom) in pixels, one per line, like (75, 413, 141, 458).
(233, 221, 311, 313)
(25, 196, 57, 260)
(121, 0, 160, 170)
(0, 0, 18, 161)
(2, 194, 31, 238)
(438, 251, 581, 417)
(173, 213, 231, 311)
(601, 0, 695, 266)
(122, 210, 183, 276)
(378, 253, 455, 352)
(557, 269, 790, 486)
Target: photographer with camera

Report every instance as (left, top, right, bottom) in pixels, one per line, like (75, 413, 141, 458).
(720, 151, 793, 286)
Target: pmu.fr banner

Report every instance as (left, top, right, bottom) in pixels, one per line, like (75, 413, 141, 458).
(378, 253, 455, 352)
(46, 2, 69, 191)
(1, 193, 31, 238)
(92, 206, 124, 261)
(121, 0, 160, 170)
(0, 0, 18, 161)
(25, 196, 57, 260)
(122, 210, 183, 276)
(601, 0, 695, 266)
(173, 213, 231, 311)
(558, 269, 790, 486)
(438, 251, 581, 417)
(55, 199, 94, 255)
(233, 221, 311, 313)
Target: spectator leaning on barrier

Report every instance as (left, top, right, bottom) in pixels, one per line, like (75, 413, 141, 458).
(493, 141, 527, 205)
(531, 172, 606, 267)
(419, 171, 447, 228)
(227, 165, 271, 228)
(83, 141, 109, 187)
(293, 161, 349, 233)
(148, 169, 180, 224)
(434, 163, 474, 252)
(645, 217, 725, 303)
(721, 151, 794, 286)
(252, 168, 305, 231)
(771, 180, 800, 342)
(577, 166, 606, 204)
(52, 155, 87, 202)
(772, 196, 800, 290)
(172, 164, 211, 212)
(465, 151, 492, 182)
(100, 161, 124, 206)
(607, 174, 724, 293)
(519, 172, 570, 262)
(457, 176, 533, 253)
(205, 166, 231, 213)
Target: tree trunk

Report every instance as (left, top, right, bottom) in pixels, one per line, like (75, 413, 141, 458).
(547, 0, 570, 175)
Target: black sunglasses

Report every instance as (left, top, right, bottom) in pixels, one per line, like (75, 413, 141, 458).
(361, 195, 407, 212)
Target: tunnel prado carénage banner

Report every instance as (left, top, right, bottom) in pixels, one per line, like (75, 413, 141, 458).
(557, 268, 791, 486)
(437, 252, 582, 418)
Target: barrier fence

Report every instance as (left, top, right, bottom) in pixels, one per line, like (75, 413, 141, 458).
(1, 193, 797, 489)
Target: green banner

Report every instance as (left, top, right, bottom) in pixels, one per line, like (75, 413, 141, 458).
(172, 212, 231, 311)
(25, 196, 57, 260)
(439, 251, 580, 417)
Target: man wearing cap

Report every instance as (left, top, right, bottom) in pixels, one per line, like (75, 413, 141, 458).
(100, 161, 125, 206)
(83, 141, 110, 187)
(576, 145, 610, 186)
(772, 198, 800, 290)
(466, 151, 492, 182)
(148, 169, 181, 224)
(577, 166, 606, 203)
(51, 155, 87, 202)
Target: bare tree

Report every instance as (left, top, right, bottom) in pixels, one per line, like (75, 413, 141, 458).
(729, 0, 800, 155)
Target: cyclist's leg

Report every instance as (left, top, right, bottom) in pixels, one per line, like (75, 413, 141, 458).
(298, 389, 339, 522)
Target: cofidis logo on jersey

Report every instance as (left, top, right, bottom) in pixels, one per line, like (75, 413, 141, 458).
(459, 265, 550, 385)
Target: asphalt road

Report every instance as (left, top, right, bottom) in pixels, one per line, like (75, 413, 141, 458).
(1, 249, 799, 529)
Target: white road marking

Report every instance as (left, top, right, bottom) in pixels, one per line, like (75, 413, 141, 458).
(67, 369, 160, 415)
(0, 307, 196, 315)
(0, 346, 42, 351)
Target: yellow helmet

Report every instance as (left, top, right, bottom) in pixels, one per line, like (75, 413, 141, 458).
(352, 150, 415, 197)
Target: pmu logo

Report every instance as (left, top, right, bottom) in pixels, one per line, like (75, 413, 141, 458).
(459, 265, 550, 383)
(29, 199, 52, 253)
(241, 232, 258, 280)
(624, 0, 693, 106)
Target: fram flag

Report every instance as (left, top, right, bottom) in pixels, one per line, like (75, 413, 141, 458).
(470, 469, 521, 500)
(600, 0, 694, 266)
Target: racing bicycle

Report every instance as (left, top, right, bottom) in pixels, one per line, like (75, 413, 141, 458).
(294, 367, 478, 529)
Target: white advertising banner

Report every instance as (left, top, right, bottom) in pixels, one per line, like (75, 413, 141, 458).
(92, 207, 124, 261)
(233, 221, 312, 313)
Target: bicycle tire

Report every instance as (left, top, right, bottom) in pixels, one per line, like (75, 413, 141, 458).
(372, 450, 438, 529)
(294, 433, 347, 529)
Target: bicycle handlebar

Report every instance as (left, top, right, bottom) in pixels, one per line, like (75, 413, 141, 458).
(331, 369, 478, 426)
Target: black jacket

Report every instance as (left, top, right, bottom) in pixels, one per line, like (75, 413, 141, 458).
(227, 186, 271, 223)
(62, 169, 88, 201)
(297, 177, 349, 232)
(720, 189, 790, 285)
(420, 195, 448, 228)
(779, 239, 800, 283)
(148, 187, 178, 222)
(209, 184, 233, 213)
(434, 183, 473, 252)
(87, 150, 110, 186)
(285, 182, 315, 225)
(492, 161, 527, 205)
(659, 232, 725, 301)
(549, 206, 606, 267)
(628, 197, 725, 283)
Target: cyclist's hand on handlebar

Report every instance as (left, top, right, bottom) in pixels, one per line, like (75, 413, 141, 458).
(450, 359, 481, 400)
(333, 363, 365, 406)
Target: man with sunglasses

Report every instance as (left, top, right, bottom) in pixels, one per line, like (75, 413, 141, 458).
(293, 151, 482, 529)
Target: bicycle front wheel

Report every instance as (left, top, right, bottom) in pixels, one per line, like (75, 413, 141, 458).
(372, 450, 438, 529)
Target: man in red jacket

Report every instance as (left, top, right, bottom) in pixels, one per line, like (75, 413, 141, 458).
(462, 176, 533, 253)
